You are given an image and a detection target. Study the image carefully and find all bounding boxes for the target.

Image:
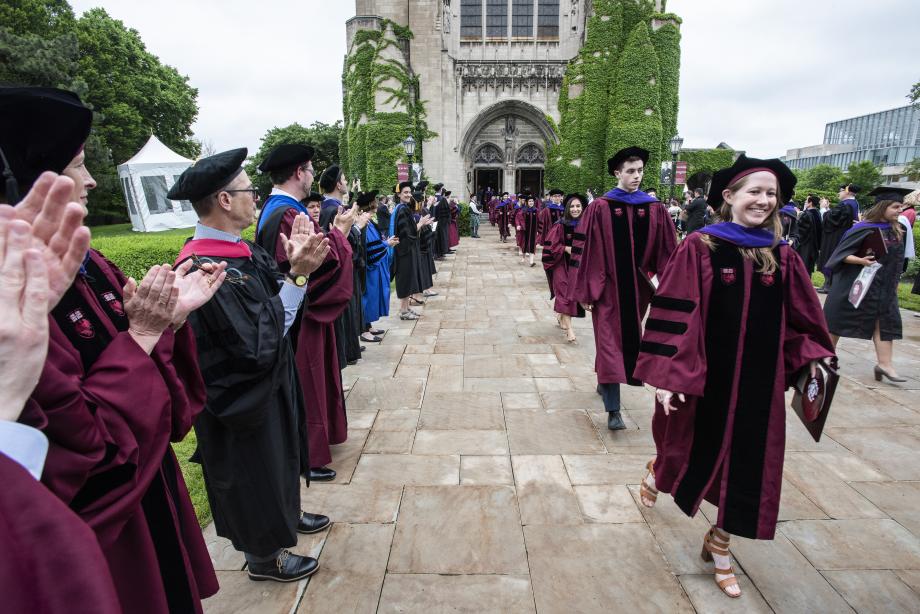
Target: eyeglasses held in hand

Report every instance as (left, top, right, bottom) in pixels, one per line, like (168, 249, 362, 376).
(190, 254, 250, 285)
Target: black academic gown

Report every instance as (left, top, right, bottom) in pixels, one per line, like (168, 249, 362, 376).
(376, 204, 391, 238)
(184, 242, 306, 557)
(392, 204, 423, 298)
(418, 207, 437, 290)
(823, 226, 904, 341)
(320, 206, 363, 365)
(818, 205, 854, 275)
(794, 208, 822, 274)
(434, 197, 451, 257)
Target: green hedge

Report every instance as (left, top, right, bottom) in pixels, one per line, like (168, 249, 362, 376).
(680, 148, 735, 178)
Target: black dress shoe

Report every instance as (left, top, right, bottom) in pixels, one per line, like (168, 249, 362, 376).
(309, 466, 336, 481)
(297, 511, 331, 534)
(248, 549, 319, 582)
(607, 411, 627, 430)
(346, 358, 358, 366)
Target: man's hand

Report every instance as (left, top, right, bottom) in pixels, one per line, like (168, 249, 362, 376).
(416, 214, 433, 230)
(655, 389, 686, 416)
(282, 213, 331, 276)
(123, 265, 179, 354)
(10, 172, 91, 309)
(170, 258, 228, 327)
(333, 204, 359, 236)
(355, 211, 372, 230)
(386, 236, 399, 247)
(0, 219, 51, 422)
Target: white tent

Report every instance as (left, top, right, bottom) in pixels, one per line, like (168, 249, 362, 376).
(117, 135, 197, 232)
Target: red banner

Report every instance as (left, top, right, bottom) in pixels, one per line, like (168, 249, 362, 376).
(675, 161, 688, 184)
(397, 163, 409, 182)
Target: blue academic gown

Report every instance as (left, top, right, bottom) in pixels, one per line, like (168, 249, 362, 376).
(362, 222, 391, 324)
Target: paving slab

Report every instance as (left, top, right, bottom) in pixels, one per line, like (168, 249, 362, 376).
(460, 454, 514, 485)
(678, 574, 773, 613)
(850, 480, 920, 537)
(506, 408, 606, 454)
(780, 518, 920, 570)
(350, 454, 459, 486)
(299, 482, 402, 524)
(512, 455, 582, 526)
(412, 429, 508, 455)
(203, 571, 302, 613)
(388, 485, 529, 574)
(573, 484, 645, 523)
(377, 574, 535, 614)
(822, 570, 920, 613)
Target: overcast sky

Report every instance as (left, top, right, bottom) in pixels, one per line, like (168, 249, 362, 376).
(70, 0, 919, 160)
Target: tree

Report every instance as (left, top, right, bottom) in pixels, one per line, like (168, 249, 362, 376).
(802, 164, 845, 193)
(0, 0, 75, 36)
(246, 121, 343, 196)
(909, 79, 920, 109)
(903, 157, 920, 182)
(845, 160, 882, 193)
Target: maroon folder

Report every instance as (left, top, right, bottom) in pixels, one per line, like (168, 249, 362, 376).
(791, 357, 839, 442)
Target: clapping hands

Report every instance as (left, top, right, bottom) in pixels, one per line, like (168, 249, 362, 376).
(282, 213, 331, 276)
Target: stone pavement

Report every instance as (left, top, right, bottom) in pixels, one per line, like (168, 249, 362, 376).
(202, 228, 920, 613)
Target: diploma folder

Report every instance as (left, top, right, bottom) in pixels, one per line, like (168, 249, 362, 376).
(791, 357, 839, 442)
(855, 227, 887, 259)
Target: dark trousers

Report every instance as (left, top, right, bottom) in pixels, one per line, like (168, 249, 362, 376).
(599, 383, 621, 413)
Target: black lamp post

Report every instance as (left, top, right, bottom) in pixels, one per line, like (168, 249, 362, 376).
(403, 135, 416, 181)
(669, 133, 684, 201)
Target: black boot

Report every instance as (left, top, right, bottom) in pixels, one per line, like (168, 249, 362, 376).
(248, 550, 319, 582)
(607, 411, 627, 431)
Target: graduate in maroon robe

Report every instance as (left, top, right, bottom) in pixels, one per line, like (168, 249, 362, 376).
(255, 147, 356, 481)
(515, 194, 540, 266)
(0, 176, 119, 614)
(5, 87, 221, 613)
(542, 194, 586, 342)
(448, 193, 460, 248)
(496, 192, 513, 242)
(633, 156, 835, 599)
(571, 146, 677, 430)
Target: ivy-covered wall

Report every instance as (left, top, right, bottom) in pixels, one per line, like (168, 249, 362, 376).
(546, 1, 681, 195)
(680, 148, 736, 178)
(341, 20, 432, 193)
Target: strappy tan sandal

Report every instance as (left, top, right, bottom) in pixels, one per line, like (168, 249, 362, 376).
(701, 528, 741, 598)
(640, 460, 658, 508)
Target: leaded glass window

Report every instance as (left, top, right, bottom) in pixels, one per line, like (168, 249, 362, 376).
(486, 0, 508, 38)
(537, 0, 559, 38)
(512, 0, 534, 37)
(461, 0, 483, 39)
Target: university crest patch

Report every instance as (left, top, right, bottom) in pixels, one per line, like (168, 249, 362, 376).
(68, 309, 95, 339)
(720, 267, 737, 285)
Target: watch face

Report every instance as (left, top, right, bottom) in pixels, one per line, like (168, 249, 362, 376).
(294, 275, 308, 286)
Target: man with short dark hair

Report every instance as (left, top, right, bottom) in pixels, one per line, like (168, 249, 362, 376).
(256, 148, 356, 483)
(431, 182, 452, 258)
(172, 148, 333, 583)
(683, 187, 709, 234)
(571, 147, 677, 430)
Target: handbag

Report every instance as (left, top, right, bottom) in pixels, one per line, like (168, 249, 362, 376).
(791, 357, 839, 442)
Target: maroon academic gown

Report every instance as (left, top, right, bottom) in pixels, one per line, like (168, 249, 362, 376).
(0, 451, 120, 614)
(542, 222, 584, 317)
(272, 209, 353, 467)
(571, 193, 677, 385)
(496, 204, 513, 240)
(488, 198, 498, 225)
(633, 234, 835, 539)
(449, 202, 460, 247)
(21, 250, 218, 613)
(515, 207, 539, 253)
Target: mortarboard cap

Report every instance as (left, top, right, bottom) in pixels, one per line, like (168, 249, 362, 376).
(839, 183, 861, 194)
(304, 191, 324, 203)
(257, 143, 314, 174)
(866, 186, 912, 204)
(0, 86, 93, 204)
(167, 148, 247, 202)
(356, 190, 379, 210)
(548, 188, 564, 196)
(396, 181, 413, 193)
(416, 180, 429, 193)
(607, 146, 650, 175)
(564, 193, 587, 207)
(707, 154, 797, 208)
(432, 182, 444, 192)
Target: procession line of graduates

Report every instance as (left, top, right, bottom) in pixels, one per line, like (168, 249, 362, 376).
(0, 85, 412, 612)
(535, 145, 845, 599)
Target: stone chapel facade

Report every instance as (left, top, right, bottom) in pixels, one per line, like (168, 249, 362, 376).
(346, 0, 604, 197)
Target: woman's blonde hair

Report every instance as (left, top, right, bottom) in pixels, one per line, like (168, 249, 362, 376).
(862, 199, 904, 239)
(699, 172, 783, 274)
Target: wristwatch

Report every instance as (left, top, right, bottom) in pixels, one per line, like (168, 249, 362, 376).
(286, 272, 309, 287)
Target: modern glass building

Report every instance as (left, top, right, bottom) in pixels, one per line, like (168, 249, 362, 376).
(784, 104, 920, 185)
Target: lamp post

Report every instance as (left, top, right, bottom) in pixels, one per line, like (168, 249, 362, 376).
(403, 135, 416, 181)
(669, 133, 684, 201)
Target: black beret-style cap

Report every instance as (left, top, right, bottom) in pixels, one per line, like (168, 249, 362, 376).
(839, 183, 861, 194)
(607, 146, 650, 175)
(867, 186, 912, 204)
(356, 190, 379, 209)
(0, 86, 93, 203)
(319, 165, 343, 193)
(416, 180, 429, 193)
(257, 143, 314, 173)
(167, 148, 247, 202)
(444, 190, 452, 198)
(304, 191, 324, 203)
(432, 182, 444, 192)
(706, 154, 797, 208)
(548, 188, 564, 196)
(396, 181, 413, 193)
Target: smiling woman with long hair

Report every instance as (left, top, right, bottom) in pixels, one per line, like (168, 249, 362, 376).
(632, 156, 836, 599)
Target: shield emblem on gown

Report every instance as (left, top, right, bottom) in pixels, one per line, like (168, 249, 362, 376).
(614, 208, 624, 217)
(68, 309, 95, 339)
(720, 267, 736, 285)
(101, 291, 125, 315)
(760, 273, 775, 287)
(637, 208, 647, 218)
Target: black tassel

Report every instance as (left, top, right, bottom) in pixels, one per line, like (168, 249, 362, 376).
(0, 145, 19, 204)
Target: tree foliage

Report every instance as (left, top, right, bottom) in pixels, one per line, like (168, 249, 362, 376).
(0, 0, 75, 36)
(909, 78, 920, 108)
(845, 160, 882, 193)
(246, 121, 343, 196)
(903, 157, 920, 182)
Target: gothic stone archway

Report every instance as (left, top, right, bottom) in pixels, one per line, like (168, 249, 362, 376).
(460, 100, 557, 198)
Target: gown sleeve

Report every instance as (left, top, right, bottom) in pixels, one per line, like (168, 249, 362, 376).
(650, 203, 678, 274)
(571, 200, 609, 304)
(541, 223, 565, 271)
(395, 207, 418, 253)
(304, 219, 353, 323)
(781, 246, 836, 385)
(634, 235, 708, 397)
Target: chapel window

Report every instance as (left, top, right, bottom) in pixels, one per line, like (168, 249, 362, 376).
(511, 0, 535, 38)
(460, 0, 483, 39)
(486, 0, 508, 38)
(537, 0, 559, 39)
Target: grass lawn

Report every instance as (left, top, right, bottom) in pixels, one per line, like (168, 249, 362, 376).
(811, 271, 920, 312)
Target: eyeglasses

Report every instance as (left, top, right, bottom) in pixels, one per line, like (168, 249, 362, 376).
(189, 254, 250, 285)
(225, 186, 261, 201)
